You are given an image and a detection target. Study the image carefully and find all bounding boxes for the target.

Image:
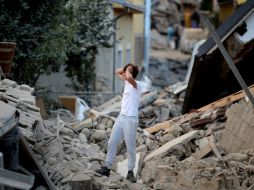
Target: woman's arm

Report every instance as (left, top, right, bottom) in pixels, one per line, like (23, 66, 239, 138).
(115, 67, 126, 81)
(125, 66, 137, 89)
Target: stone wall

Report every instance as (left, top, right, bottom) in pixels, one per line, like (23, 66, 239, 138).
(220, 99, 254, 153)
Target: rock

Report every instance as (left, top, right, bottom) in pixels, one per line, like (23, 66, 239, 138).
(153, 182, 178, 190)
(150, 29, 168, 50)
(136, 144, 148, 153)
(0, 101, 16, 123)
(249, 157, 254, 165)
(167, 125, 183, 137)
(141, 160, 156, 186)
(1, 79, 17, 87)
(224, 153, 249, 162)
(96, 124, 106, 130)
(155, 164, 176, 184)
(71, 173, 93, 190)
(20, 84, 34, 92)
(81, 128, 92, 140)
(92, 130, 106, 141)
(160, 134, 175, 145)
(146, 138, 158, 151)
(47, 158, 57, 165)
(78, 133, 87, 144)
(59, 168, 73, 178)
(248, 184, 254, 190)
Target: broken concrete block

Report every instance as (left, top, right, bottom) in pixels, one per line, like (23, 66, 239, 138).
(91, 130, 106, 141)
(62, 135, 73, 142)
(116, 153, 140, 178)
(140, 91, 158, 108)
(153, 182, 178, 190)
(46, 157, 57, 165)
(0, 100, 16, 123)
(155, 164, 176, 184)
(81, 128, 92, 140)
(248, 184, 254, 190)
(145, 138, 159, 151)
(78, 133, 87, 144)
(160, 133, 175, 144)
(224, 153, 249, 162)
(60, 168, 73, 178)
(2, 79, 17, 87)
(140, 159, 158, 187)
(96, 124, 106, 130)
(61, 173, 75, 183)
(167, 125, 183, 137)
(71, 173, 93, 190)
(20, 84, 34, 92)
(249, 157, 254, 165)
(73, 118, 93, 131)
(221, 101, 254, 153)
(136, 144, 147, 153)
(192, 137, 212, 160)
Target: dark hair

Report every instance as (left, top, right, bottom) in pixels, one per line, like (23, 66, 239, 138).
(123, 63, 139, 79)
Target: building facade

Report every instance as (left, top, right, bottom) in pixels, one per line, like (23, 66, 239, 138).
(95, 0, 144, 93)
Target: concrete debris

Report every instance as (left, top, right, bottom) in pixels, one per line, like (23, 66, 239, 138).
(1, 78, 254, 189)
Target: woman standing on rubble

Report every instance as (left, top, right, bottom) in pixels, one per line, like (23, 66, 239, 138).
(96, 63, 143, 183)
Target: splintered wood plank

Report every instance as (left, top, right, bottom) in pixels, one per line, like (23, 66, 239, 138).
(144, 120, 175, 134)
(198, 84, 254, 112)
(145, 112, 200, 134)
(207, 135, 223, 160)
(144, 130, 199, 163)
(192, 137, 212, 160)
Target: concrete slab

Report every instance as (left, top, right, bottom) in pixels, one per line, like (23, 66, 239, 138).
(116, 152, 140, 178)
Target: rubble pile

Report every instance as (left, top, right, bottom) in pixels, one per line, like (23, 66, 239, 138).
(148, 56, 189, 87)
(1, 78, 254, 190)
(151, 0, 180, 36)
(0, 79, 152, 189)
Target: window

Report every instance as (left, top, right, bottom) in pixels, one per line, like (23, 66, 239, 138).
(126, 44, 131, 64)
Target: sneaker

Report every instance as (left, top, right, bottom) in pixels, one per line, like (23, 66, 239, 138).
(126, 170, 136, 183)
(95, 166, 110, 177)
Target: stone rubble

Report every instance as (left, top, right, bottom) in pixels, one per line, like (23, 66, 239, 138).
(1, 78, 254, 190)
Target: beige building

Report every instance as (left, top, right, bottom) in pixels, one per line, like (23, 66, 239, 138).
(95, 0, 144, 93)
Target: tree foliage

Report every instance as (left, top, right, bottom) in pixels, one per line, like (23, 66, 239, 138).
(0, 0, 113, 90)
(65, 0, 114, 91)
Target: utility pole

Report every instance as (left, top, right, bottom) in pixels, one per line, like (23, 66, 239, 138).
(144, 0, 151, 76)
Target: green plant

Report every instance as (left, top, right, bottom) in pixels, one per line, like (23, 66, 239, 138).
(0, 0, 113, 90)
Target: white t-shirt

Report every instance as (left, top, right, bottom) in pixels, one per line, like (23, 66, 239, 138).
(120, 80, 143, 117)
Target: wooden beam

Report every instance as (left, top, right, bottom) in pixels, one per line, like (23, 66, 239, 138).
(144, 130, 199, 163)
(198, 84, 254, 112)
(145, 112, 200, 134)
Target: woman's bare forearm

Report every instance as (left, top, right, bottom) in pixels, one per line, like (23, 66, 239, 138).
(115, 67, 126, 80)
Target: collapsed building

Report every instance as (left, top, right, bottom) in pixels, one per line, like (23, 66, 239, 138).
(182, 0, 254, 113)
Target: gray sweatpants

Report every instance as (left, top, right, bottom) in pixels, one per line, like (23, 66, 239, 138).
(106, 114, 138, 171)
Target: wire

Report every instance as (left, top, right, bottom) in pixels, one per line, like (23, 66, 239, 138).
(0, 66, 6, 80)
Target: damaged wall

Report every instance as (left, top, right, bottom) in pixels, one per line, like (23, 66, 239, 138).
(220, 99, 254, 153)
